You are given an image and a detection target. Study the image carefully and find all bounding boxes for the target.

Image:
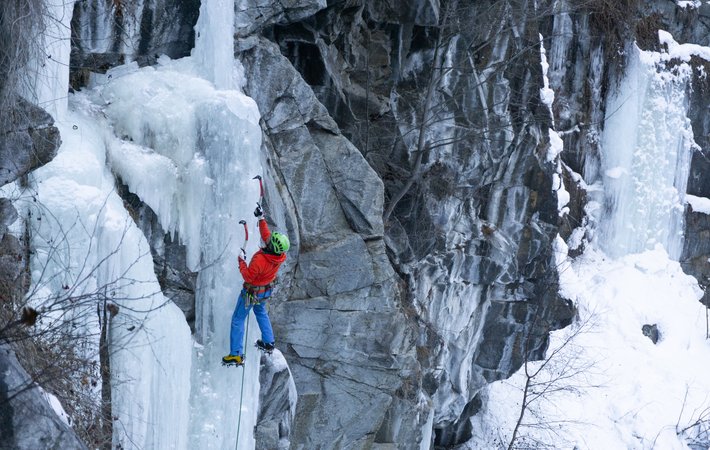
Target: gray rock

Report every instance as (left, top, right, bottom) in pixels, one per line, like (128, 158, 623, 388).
(268, 2, 576, 446)
(0, 234, 27, 299)
(682, 59, 710, 299)
(115, 180, 197, 331)
(239, 36, 428, 448)
(642, 324, 660, 344)
(0, 345, 87, 450)
(256, 350, 297, 450)
(0, 98, 60, 186)
(235, 0, 327, 37)
(0, 199, 18, 230)
(70, 0, 200, 87)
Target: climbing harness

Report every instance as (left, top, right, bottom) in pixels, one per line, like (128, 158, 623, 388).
(243, 282, 273, 306)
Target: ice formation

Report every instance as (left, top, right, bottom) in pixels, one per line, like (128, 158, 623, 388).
(599, 43, 694, 260)
(19, 0, 266, 448)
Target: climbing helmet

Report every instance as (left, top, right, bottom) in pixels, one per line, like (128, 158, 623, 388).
(270, 232, 290, 254)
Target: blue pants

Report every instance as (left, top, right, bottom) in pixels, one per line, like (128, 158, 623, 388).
(229, 288, 274, 356)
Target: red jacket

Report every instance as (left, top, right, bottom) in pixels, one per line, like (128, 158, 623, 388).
(238, 219, 287, 286)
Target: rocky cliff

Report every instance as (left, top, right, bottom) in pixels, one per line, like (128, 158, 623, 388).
(258, 1, 576, 446)
(0, 345, 87, 450)
(5, 0, 710, 448)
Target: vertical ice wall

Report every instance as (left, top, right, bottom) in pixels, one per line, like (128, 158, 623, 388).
(19, 2, 194, 448)
(599, 43, 694, 259)
(23, 0, 75, 120)
(19, 0, 265, 447)
(90, 0, 265, 447)
(95, 58, 263, 450)
(193, 0, 236, 90)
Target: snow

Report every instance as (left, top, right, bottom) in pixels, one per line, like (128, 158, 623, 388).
(41, 388, 71, 427)
(676, 1, 702, 9)
(657, 30, 710, 63)
(605, 166, 628, 179)
(469, 246, 708, 449)
(686, 194, 710, 214)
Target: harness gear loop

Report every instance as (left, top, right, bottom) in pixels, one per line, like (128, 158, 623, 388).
(243, 282, 273, 306)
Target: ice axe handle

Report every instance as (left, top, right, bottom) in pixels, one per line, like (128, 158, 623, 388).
(253, 175, 264, 199)
(239, 220, 248, 257)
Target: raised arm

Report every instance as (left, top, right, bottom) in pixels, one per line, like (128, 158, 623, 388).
(258, 218, 271, 243)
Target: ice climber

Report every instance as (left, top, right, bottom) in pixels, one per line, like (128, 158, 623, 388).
(222, 206, 290, 366)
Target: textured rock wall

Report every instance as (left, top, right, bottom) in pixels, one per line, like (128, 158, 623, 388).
(0, 98, 59, 307)
(264, 1, 575, 445)
(237, 36, 428, 448)
(681, 12, 710, 306)
(0, 345, 87, 450)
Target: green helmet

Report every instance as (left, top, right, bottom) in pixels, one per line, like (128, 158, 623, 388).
(270, 232, 290, 254)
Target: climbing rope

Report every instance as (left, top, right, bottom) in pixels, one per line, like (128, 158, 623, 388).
(235, 308, 250, 450)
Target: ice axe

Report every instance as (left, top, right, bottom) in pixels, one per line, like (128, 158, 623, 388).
(253, 175, 264, 202)
(253, 175, 265, 220)
(239, 219, 248, 258)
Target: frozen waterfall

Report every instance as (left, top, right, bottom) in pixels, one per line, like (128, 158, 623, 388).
(20, 0, 266, 448)
(599, 44, 694, 259)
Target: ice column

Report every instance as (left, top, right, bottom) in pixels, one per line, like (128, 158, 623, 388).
(23, 0, 75, 120)
(22, 99, 193, 449)
(93, 0, 263, 442)
(193, 0, 236, 90)
(599, 45, 693, 259)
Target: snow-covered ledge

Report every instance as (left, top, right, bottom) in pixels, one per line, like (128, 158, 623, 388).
(686, 194, 710, 214)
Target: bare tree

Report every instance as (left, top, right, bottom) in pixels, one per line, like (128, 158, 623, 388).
(674, 388, 710, 449)
(0, 190, 167, 448)
(507, 309, 600, 450)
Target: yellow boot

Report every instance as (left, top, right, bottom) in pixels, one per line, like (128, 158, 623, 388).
(222, 354, 244, 366)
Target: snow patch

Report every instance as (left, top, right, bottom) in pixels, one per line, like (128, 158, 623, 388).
(686, 194, 710, 214)
(604, 166, 627, 179)
(41, 388, 71, 427)
(659, 29, 710, 62)
(676, 0, 701, 8)
(539, 34, 569, 215)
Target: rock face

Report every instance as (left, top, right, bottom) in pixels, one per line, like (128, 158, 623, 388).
(0, 98, 60, 186)
(682, 35, 710, 307)
(256, 350, 297, 450)
(116, 181, 197, 331)
(0, 345, 87, 450)
(260, 1, 575, 446)
(0, 97, 60, 306)
(235, 0, 327, 38)
(70, 0, 200, 86)
(238, 37, 428, 447)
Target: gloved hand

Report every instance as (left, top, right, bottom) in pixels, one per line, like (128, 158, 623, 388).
(254, 204, 264, 219)
(239, 249, 246, 261)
